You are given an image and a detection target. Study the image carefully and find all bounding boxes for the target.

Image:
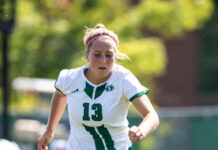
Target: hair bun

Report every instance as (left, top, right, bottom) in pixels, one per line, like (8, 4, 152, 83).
(95, 24, 105, 29)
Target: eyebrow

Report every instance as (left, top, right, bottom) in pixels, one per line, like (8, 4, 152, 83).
(94, 50, 114, 53)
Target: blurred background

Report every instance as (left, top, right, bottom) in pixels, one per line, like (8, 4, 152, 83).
(1, 0, 218, 150)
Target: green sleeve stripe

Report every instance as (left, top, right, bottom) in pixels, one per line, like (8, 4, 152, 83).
(129, 89, 149, 102)
(54, 80, 66, 96)
(55, 87, 66, 96)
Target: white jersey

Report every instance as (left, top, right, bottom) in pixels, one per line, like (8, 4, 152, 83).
(55, 64, 149, 150)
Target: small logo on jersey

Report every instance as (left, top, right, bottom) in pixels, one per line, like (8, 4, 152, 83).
(71, 88, 79, 94)
(105, 85, 114, 92)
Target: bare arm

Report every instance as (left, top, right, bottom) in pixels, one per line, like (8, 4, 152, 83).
(37, 91, 67, 150)
(128, 94, 159, 143)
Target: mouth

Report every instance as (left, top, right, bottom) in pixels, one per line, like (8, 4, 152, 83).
(99, 67, 106, 70)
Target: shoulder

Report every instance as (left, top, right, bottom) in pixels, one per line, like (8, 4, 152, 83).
(56, 65, 86, 87)
(58, 65, 85, 80)
(55, 65, 86, 95)
(113, 64, 143, 87)
(113, 64, 132, 77)
(113, 64, 136, 82)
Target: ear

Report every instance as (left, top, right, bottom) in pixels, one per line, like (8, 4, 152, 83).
(114, 50, 117, 63)
(115, 56, 117, 62)
(85, 51, 89, 62)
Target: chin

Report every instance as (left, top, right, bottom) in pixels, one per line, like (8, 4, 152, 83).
(97, 71, 110, 77)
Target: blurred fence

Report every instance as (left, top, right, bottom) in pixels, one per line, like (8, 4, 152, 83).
(154, 106, 218, 150)
(1, 105, 218, 150)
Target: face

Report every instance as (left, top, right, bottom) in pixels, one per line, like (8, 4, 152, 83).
(85, 37, 117, 80)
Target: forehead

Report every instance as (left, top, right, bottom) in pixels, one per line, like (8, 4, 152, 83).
(90, 37, 116, 52)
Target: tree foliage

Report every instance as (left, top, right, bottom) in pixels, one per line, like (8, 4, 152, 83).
(3, 0, 214, 86)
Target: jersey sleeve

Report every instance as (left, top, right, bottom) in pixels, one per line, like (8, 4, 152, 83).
(122, 72, 149, 102)
(54, 69, 69, 96)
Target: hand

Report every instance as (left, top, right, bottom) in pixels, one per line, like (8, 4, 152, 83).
(128, 126, 145, 143)
(37, 129, 54, 150)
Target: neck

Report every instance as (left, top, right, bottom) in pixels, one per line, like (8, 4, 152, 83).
(85, 69, 111, 85)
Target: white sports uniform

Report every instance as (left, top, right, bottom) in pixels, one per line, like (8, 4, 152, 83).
(55, 64, 149, 150)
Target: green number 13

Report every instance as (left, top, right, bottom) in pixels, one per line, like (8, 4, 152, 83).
(83, 103, 102, 121)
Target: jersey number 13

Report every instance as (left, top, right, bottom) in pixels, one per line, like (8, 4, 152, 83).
(83, 103, 103, 121)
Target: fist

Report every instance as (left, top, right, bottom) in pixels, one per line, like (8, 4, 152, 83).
(37, 130, 54, 150)
(128, 126, 145, 143)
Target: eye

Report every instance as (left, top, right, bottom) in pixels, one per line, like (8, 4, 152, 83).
(106, 54, 113, 58)
(94, 53, 101, 57)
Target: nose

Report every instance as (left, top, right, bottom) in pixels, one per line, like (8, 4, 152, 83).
(100, 55, 106, 63)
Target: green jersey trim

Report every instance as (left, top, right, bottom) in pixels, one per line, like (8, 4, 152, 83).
(84, 82, 107, 100)
(84, 82, 94, 99)
(129, 89, 149, 102)
(54, 80, 66, 96)
(95, 83, 107, 99)
(97, 125, 116, 150)
(83, 124, 116, 150)
(83, 124, 105, 150)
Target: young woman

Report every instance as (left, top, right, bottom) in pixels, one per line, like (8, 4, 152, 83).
(37, 24, 159, 150)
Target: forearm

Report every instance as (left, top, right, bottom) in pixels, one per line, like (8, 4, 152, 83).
(131, 94, 159, 137)
(138, 112, 159, 137)
(46, 91, 67, 131)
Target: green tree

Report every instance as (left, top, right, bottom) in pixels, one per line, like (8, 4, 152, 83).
(4, 0, 213, 112)
(8, 0, 213, 80)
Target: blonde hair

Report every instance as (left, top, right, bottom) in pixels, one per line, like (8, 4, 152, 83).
(83, 24, 129, 60)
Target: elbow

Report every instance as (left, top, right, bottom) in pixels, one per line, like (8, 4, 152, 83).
(155, 114, 160, 129)
(152, 112, 159, 130)
(154, 113, 160, 129)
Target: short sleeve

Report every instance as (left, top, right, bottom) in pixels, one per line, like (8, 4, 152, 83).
(54, 69, 69, 96)
(122, 72, 149, 102)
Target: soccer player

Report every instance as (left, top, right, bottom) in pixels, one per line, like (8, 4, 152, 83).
(37, 24, 159, 150)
